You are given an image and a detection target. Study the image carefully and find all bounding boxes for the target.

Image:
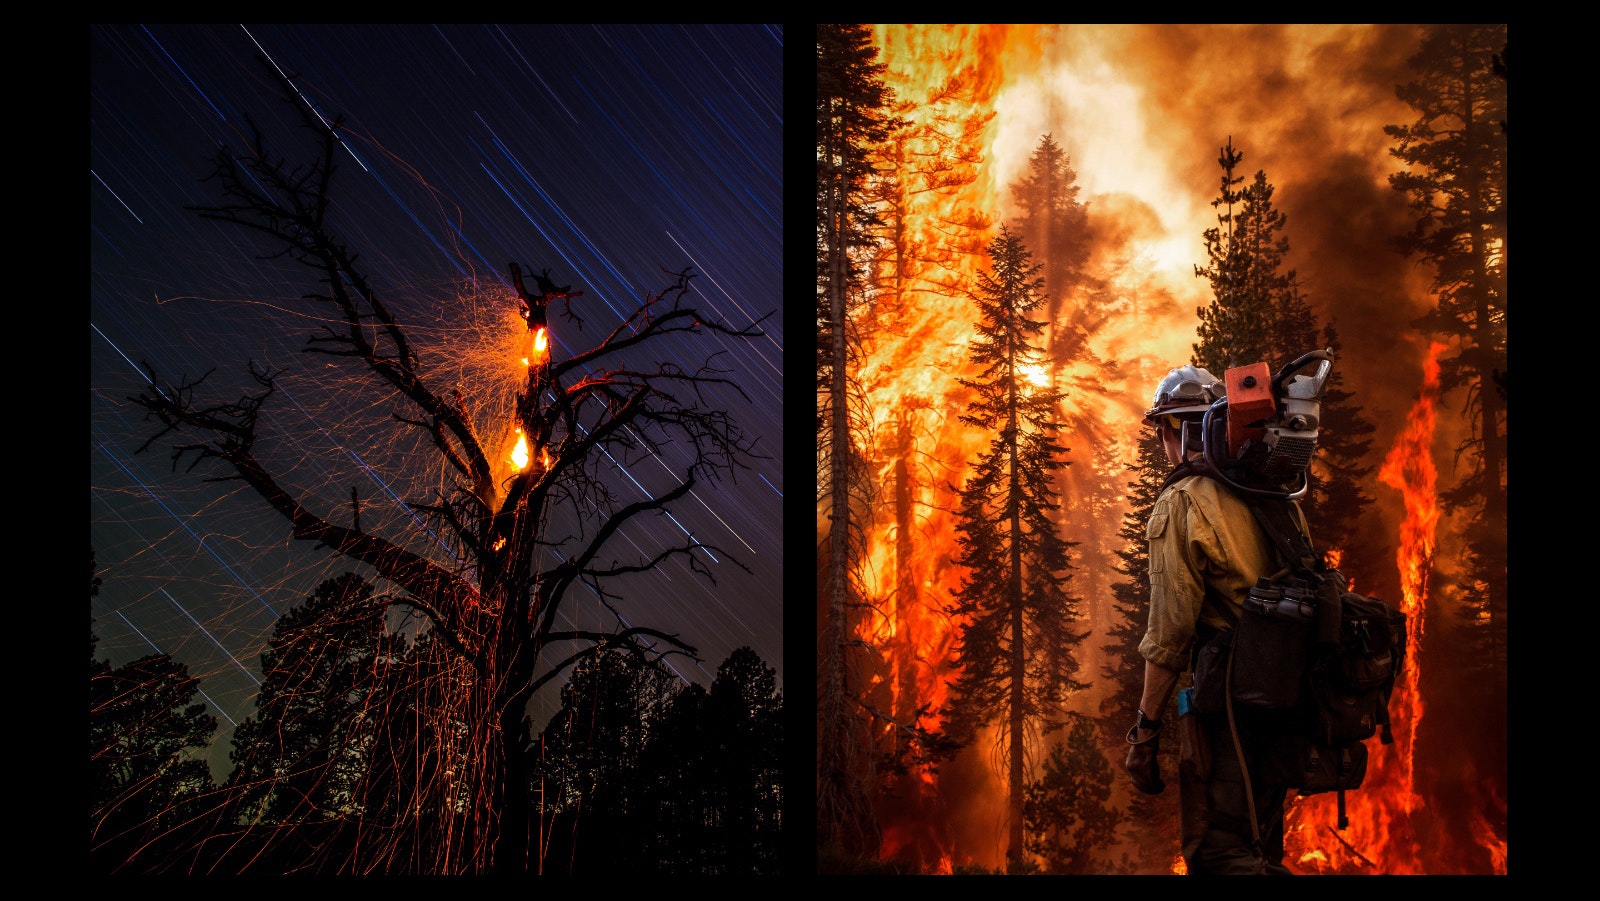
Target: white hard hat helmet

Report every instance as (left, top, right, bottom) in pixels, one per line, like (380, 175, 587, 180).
(1142, 365, 1225, 427)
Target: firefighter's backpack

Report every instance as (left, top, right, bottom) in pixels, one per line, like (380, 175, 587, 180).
(1223, 496, 1408, 828)
(1170, 456, 1408, 829)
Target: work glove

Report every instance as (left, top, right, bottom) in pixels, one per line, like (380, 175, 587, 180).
(1124, 726, 1164, 794)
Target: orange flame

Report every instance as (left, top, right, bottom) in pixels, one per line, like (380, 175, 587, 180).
(510, 428, 529, 471)
(521, 325, 549, 367)
(857, 25, 1013, 872)
(848, 24, 1504, 875)
(862, 22, 1212, 873)
(862, 23, 1199, 872)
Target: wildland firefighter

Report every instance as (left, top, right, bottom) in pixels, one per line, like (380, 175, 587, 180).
(1123, 363, 1302, 875)
(1123, 351, 1405, 875)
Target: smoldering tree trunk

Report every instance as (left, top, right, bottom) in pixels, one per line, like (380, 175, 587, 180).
(497, 689, 533, 873)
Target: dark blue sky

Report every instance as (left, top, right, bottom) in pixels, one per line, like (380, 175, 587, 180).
(89, 24, 784, 775)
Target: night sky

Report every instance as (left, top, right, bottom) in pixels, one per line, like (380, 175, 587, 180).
(89, 24, 784, 778)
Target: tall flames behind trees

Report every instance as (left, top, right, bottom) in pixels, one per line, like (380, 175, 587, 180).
(838, 24, 1505, 874)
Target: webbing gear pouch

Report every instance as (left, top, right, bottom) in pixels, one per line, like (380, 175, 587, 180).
(1228, 577, 1318, 709)
(1260, 730, 1368, 794)
(1304, 580, 1408, 746)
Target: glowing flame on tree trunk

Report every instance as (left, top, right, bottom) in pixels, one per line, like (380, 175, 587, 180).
(511, 428, 530, 472)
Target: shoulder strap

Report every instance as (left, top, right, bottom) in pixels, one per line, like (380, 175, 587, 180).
(1164, 459, 1251, 632)
(1243, 500, 1323, 579)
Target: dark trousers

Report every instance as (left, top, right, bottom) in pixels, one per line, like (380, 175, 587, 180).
(1178, 707, 1292, 875)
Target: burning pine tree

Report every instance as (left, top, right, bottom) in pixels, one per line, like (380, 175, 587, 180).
(128, 63, 765, 875)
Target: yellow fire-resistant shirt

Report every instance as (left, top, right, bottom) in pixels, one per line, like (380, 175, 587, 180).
(1137, 472, 1309, 672)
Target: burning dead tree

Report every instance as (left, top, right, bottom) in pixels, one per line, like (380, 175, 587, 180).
(129, 63, 764, 875)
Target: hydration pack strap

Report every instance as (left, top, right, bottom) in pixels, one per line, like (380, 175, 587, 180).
(1243, 500, 1321, 579)
(1222, 634, 1266, 861)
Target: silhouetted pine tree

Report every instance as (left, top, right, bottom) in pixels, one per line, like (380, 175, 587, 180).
(638, 680, 714, 872)
(1008, 133, 1124, 590)
(1023, 714, 1123, 874)
(1010, 133, 1091, 354)
(533, 643, 679, 874)
(1193, 140, 1379, 574)
(702, 647, 784, 875)
(943, 226, 1088, 866)
(636, 646, 783, 875)
(89, 548, 217, 874)
(225, 573, 401, 832)
(1193, 138, 1287, 374)
(1386, 21, 1507, 701)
